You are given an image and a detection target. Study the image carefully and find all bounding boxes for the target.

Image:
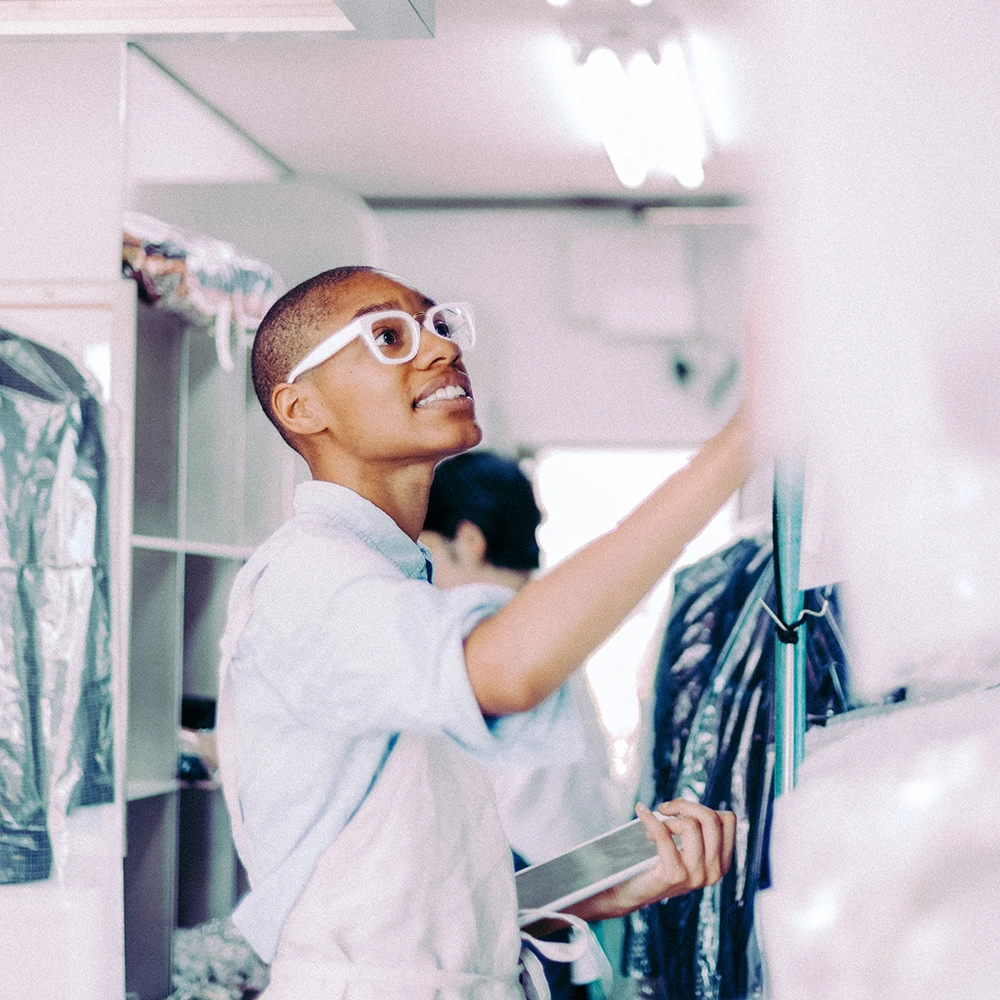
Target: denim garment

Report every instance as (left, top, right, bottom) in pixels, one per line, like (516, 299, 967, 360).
(222, 480, 580, 962)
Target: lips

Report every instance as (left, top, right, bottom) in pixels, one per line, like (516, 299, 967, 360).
(413, 372, 474, 409)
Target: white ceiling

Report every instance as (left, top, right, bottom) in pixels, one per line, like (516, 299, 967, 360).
(138, 0, 754, 202)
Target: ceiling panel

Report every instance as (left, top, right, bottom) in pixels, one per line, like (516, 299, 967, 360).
(141, 0, 753, 199)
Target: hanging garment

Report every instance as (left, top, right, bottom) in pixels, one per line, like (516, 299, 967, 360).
(0, 330, 114, 885)
(624, 536, 849, 1000)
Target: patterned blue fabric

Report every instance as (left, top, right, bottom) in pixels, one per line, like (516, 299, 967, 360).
(624, 536, 850, 999)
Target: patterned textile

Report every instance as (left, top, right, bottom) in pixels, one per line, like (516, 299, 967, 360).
(624, 536, 850, 999)
(122, 211, 283, 369)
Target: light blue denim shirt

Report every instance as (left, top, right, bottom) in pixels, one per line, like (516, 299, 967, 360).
(222, 480, 581, 962)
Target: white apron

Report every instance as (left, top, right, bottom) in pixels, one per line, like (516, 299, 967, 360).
(219, 645, 611, 999)
(261, 730, 526, 999)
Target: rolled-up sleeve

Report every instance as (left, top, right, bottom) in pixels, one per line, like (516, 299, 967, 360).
(241, 536, 572, 755)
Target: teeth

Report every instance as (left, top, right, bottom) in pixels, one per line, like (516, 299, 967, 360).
(416, 384, 468, 407)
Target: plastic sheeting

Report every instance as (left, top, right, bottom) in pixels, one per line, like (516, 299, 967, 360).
(122, 211, 283, 372)
(747, 0, 1000, 704)
(624, 536, 850, 999)
(758, 683, 1000, 1000)
(0, 329, 114, 885)
(167, 918, 269, 1000)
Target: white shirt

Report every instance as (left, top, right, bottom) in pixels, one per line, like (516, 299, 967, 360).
(487, 670, 626, 865)
(221, 480, 582, 962)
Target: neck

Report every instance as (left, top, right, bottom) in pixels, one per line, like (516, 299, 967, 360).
(307, 452, 437, 541)
(477, 563, 532, 593)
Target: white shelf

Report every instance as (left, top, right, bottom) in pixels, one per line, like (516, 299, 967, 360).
(126, 778, 181, 802)
(132, 534, 255, 561)
(125, 296, 292, 996)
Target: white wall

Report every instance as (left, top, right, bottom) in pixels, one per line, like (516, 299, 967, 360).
(132, 178, 385, 288)
(377, 208, 754, 452)
(126, 46, 280, 187)
(0, 40, 126, 282)
(0, 37, 130, 1000)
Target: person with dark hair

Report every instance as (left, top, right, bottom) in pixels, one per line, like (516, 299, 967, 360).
(422, 451, 625, 1000)
(422, 451, 541, 581)
(217, 265, 749, 999)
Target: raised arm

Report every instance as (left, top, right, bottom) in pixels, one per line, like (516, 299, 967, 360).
(464, 404, 753, 716)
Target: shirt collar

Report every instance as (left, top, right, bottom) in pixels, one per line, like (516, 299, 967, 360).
(294, 480, 432, 581)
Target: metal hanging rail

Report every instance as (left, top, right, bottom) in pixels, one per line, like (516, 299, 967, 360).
(772, 456, 807, 797)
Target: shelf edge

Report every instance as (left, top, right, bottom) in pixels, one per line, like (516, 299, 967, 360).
(126, 778, 181, 801)
(131, 534, 254, 560)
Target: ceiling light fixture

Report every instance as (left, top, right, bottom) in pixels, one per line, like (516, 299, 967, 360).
(550, 1, 726, 190)
(580, 47, 649, 188)
(576, 39, 707, 189)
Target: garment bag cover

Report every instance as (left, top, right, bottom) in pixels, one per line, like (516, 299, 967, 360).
(0, 330, 114, 885)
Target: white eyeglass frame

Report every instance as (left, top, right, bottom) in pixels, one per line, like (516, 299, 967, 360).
(285, 302, 476, 383)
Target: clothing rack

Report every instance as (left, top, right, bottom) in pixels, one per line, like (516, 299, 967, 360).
(772, 456, 807, 796)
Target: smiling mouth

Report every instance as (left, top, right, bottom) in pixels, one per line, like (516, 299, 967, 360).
(414, 384, 471, 408)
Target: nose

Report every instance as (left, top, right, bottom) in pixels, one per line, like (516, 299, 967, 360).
(413, 326, 462, 368)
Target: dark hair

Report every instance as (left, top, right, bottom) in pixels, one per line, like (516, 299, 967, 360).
(251, 265, 376, 446)
(424, 451, 541, 571)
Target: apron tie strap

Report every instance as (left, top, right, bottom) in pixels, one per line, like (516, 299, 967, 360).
(517, 908, 614, 1000)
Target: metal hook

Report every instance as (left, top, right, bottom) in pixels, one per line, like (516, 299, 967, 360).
(758, 597, 830, 643)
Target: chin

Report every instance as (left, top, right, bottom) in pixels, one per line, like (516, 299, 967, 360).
(402, 410, 481, 462)
(436, 421, 482, 460)
(449, 411, 482, 445)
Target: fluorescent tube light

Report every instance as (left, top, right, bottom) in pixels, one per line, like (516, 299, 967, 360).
(582, 47, 650, 187)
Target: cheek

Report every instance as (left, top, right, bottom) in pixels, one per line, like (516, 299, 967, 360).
(333, 366, 411, 426)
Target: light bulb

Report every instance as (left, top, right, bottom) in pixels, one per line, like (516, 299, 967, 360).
(653, 39, 708, 187)
(674, 159, 705, 189)
(581, 47, 651, 187)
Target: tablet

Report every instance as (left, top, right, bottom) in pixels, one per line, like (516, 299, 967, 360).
(514, 816, 662, 913)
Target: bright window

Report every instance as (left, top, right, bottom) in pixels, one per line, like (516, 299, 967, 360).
(529, 448, 737, 795)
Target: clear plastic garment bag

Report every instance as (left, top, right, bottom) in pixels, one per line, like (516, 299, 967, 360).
(0, 329, 114, 886)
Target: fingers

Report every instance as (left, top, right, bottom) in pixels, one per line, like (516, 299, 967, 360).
(602, 801, 737, 916)
(654, 799, 736, 886)
(658, 815, 708, 887)
(635, 802, 678, 850)
(634, 802, 685, 873)
(719, 809, 737, 876)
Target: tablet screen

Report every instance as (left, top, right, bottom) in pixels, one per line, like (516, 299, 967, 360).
(515, 817, 659, 913)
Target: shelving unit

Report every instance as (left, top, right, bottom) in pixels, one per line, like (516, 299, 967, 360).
(124, 298, 293, 999)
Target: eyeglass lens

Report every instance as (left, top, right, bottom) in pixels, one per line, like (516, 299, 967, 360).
(369, 316, 419, 361)
(427, 305, 474, 349)
(369, 307, 474, 362)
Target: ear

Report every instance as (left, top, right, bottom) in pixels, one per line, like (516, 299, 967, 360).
(271, 381, 329, 439)
(452, 520, 489, 568)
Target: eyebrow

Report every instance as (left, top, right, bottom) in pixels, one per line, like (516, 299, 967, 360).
(350, 296, 437, 322)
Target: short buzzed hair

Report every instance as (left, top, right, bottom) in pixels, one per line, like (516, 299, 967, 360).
(251, 265, 375, 445)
